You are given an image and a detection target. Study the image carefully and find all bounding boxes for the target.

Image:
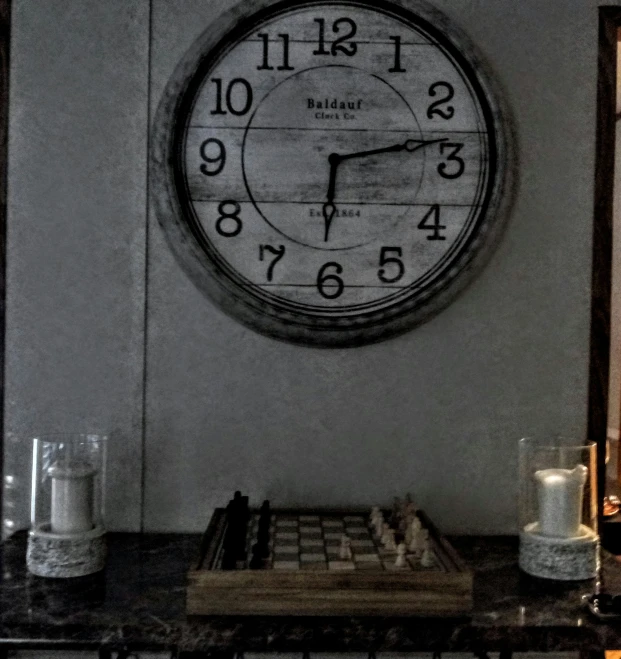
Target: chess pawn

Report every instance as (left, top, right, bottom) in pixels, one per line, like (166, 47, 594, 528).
(339, 534, 352, 560)
(395, 542, 407, 567)
(370, 506, 381, 524)
(421, 545, 434, 567)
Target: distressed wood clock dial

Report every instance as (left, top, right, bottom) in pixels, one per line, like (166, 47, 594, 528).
(152, 0, 515, 347)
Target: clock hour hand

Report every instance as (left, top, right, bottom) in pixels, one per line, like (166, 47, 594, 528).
(322, 152, 340, 242)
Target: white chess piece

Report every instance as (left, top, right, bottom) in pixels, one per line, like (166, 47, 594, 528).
(385, 528, 396, 552)
(421, 541, 433, 567)
(408, 517, 422, 553)
(374, 513, 384, 539)
(381, 522, 390, 546)
(395, 542, 407, 567)
(339, 534, 352, 560)
(370, 506, 381, 525)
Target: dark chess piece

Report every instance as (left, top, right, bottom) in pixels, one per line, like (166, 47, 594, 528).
(250, 500, 271, 568)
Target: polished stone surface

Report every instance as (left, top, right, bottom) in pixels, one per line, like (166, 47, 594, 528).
(1, 532, 620, 653)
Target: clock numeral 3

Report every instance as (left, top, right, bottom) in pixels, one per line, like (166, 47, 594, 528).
(438, 142, 465, 179)
(211, 78, 254, 116)
(378, 247, 404, 283)
(259, 244, 285, 282)
(388, 36, 406, 73)
(317, 262, 344, 299)
(418, 205, 446, 241)
(427, 82, 455, 120)
(257, 33, 295, 71)
(216, 200, 243, 237)
(313, 18, 357, 57)
(199, 138, 226, 176)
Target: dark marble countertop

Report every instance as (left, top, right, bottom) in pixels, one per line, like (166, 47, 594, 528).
(1, 532, 620, 654)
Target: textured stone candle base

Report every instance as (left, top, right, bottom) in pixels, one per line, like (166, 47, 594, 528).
(27, 524, 106, 578)
(519, 523, 599, 580)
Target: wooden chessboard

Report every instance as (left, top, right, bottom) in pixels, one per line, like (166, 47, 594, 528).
(187, 507, 473, 616)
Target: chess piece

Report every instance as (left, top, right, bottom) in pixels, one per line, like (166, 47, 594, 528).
(381, 522, 391, 546)
(374, 512, 384, 539)
(370, 506, 381, 527)
(408, 517, 422, 553)
(339, 534, 352, 560)
(385, 528, 396, 552)
(420, 543, 434, 567)
(395, 542, 407, 567)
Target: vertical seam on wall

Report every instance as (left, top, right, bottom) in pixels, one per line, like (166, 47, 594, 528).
(140, 0, 154, 534)
(0, 0, 10, 539)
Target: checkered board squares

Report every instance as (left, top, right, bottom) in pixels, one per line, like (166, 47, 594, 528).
(217, 512, 443, 572)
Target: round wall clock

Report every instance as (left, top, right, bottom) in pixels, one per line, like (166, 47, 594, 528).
(152, 0, 515, 347)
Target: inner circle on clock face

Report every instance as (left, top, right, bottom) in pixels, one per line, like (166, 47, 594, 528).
(242, 65, 424, 251)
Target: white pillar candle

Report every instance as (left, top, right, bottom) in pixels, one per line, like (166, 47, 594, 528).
(534, 465, 587, 538)
(48, 462, 95, 534)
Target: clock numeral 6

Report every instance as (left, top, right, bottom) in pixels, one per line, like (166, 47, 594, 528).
(259, 244, 285, 282)
(216, 200, 243, 237)
(427, 82, 455, 120)
(199, 138, 226, 176)
(438, 142, 465, 179)
(418, 205, 446, 241)
(317, 262, 344, 299)
(313, 18, 357, 57)
(211, 78, 253, 116)
(378, 247, 404, 284)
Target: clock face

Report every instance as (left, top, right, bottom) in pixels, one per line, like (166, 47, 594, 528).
(153, 0, 514, 346)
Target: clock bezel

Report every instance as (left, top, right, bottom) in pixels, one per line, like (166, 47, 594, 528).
(151, 0, 517, 347)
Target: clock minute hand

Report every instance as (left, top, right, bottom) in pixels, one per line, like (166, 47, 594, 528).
(338, 137, 448, 162)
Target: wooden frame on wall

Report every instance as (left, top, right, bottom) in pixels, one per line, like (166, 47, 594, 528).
(589, 7, 621, 524)
(0, 0, 10, 536)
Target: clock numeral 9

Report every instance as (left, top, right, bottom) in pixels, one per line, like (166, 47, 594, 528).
(257, 33, 295, 71)
(427, 82, 455, 120)
(317, 262, 344, 299)
(216, 200, 243, 237)
(313, 18, 357, 57)
(259, 244, 285, 282)
(418, 205, 446, 241)
(199, 138, 226, 176)
(211, 78, 253, 116)
(378, 247, 404, 284)
(438, 142, 465, 179)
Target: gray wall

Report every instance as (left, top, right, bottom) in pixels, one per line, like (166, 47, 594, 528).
(3, 0, 611, 535)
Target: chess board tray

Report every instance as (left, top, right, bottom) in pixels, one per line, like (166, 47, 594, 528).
(187, 508, 473, 616)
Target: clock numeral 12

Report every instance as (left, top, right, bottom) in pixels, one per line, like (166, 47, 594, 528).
(259, 244, 285, 282)
(211, 78, 254, 116)
(313, 18, 357, 57)
(418, 205, 446, 241)
(257, 33, 295, 71)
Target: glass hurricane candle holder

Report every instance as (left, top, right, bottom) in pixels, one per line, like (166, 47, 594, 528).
(518, 436, 599, 580)
(27, 433, 108, 578)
